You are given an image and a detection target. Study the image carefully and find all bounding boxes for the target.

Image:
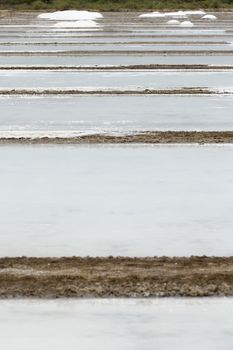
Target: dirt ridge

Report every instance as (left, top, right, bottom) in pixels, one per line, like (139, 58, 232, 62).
(0, 256, 233, 298)
(1, 131, 233, 144)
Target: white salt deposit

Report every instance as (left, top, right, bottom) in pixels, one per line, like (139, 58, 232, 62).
(139, 10, 205, 18)
(167, 19, 180, 25)
(180, 20, 194, 27)
(164, 11, 187, 17)
(53, 20, 99, 28)
(184, 10, 206, 15)
(202, 14, 217, 20)
(38, 10, 103, 21)
(139, 12, 166, 18)
(139, 11, 187, 18)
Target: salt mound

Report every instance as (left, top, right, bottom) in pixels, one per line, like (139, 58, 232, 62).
(139, 10, 206, 19)
(180, 20, 194, 27)
(202, 14, 217, 20)
(164, 11, 187, 17)
(38, 10, 103, 21)
(139, 12, 165, 18)
(53, 20, 99, 28)
(184, 10, 206, 15)
(139, 11, 186, 18)
(167, 19, 180, 25)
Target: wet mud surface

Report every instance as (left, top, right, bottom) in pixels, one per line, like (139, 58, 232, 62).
(0, 64, 232, 71)
(0, 256, 233, 298)
(0, 88, 230, 95)
(1, 131, 233, 144)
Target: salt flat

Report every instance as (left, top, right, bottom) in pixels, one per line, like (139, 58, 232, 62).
(0, 145, 232, 257)
(0, 298, 233, 350)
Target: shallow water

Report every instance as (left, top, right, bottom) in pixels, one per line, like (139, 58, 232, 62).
(0, 70, 232, 89)
(1, 43, 233, 51)
(0, 36, 233, 43)
(0, 95, 232, 136)
(0, 54, 232, 65)
(0, 145, 232, 257)
(0, 298, 233, 350)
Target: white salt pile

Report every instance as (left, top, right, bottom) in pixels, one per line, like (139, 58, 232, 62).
(164, 11, 187, 17)
(166, 19, 180, 25)
(184, 10, 206, 15)
(180, 20, 194, 27)
(38, 10, 103, 20)
(139, 10, 205, 19)
(202, 14, 217, 20)
(53, 20, 99, 28)
(139, 12, 166, 18)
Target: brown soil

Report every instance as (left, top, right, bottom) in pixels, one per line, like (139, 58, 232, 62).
(1, 131, 233, 144)
(0, 256, 233, 298)
(0, 41, 228, 46)
(0, 88, 227, 95)
(0, 64, 232, 71)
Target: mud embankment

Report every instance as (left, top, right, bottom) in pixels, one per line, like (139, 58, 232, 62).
(1, 131, 233, 144)
(0, 256, 233, 298)
(0, 87, 230, 95)
(0, 64, 232, 71)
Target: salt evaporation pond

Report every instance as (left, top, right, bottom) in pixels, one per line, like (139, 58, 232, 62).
(1, 36, 233, 43)
(0, 54, 232, 66)
(0, 70, 233, 89)
(1, 43, 233, 51)
(0, 145, 233, 257)
(0, 95, 232, 137)
(1, 298, 233, 350)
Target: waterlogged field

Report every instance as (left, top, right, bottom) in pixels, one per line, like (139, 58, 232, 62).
(0, 95, 232, 137)
(0, 145, 232, 257)
(0, 70, 233, 89)
(0, 298, 233, 350)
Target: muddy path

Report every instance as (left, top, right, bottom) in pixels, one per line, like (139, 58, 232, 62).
(0, 88, 230, 95)
(0, 257, 233, 298)
(0, 131, 233, 144)
(0, 64, 232, 71)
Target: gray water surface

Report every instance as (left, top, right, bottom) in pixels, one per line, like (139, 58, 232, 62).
(0, 95, 232, 137)
(0, 54, 232, 66)
(0, 145, 232, 257)
(0, 298, 233, 350)
(0, 70, 232, 88)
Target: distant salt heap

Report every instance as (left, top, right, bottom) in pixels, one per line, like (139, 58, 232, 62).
(38, 10, 103, 20)
(139, 11, 187, 18)
(139, 12, 166, 18)
(139, 10, 206, 20)
(53, 20, 99, 28)
(180, 20, 194, 27)
(166, 19, 180, 25)
(184, 10, 206, 15)
(164, 11, 187, 18)
(38, 10, 103, 29)
(202, 14, 217, 20)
